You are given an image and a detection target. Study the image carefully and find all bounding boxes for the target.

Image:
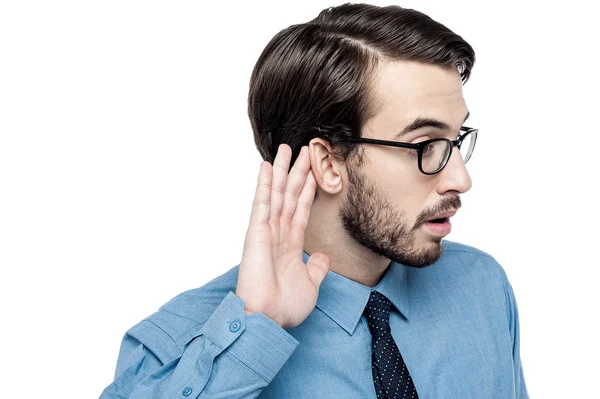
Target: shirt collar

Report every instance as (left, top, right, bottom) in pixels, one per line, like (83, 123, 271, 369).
(303, 251, 410, 336)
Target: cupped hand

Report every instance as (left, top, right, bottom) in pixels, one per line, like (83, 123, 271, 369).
(235, 144, 331, 329)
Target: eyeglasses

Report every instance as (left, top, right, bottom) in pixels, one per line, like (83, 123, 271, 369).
(339, 126, 478, 175)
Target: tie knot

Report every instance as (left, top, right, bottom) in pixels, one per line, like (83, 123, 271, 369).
(363, 291, 393, 336)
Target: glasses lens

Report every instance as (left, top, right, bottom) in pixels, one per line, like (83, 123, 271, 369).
(459, 130, 477, 163)
(421, 140, 451, 173)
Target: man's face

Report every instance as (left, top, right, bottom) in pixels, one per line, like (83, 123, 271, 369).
(339, 61, 472, 268)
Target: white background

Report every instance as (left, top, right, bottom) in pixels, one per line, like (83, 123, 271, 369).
(1, 1, 598, 397)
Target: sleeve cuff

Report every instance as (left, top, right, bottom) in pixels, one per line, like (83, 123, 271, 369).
(200, 291, 299, 382)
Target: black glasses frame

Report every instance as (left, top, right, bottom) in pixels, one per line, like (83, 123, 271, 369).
(339, 126, 478, 175)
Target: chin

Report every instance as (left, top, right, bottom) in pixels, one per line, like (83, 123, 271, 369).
(393, 239, 444, 269)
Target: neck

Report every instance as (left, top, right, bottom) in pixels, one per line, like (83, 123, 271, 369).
(304, 195, 391, 287)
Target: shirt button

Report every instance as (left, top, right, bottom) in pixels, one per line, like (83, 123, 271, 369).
(229, 319, 241, 332)
(182, 386, 193, 396)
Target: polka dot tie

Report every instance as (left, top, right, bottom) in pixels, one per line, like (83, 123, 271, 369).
(364, 291, 419, 399)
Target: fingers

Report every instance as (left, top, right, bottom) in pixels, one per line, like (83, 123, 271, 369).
(291, 168, 317, 231)
(249, 161, 273, 225)
(269, 144, 292, 225)
(280, 146, 311, 222)
(251, 143, 314, 232)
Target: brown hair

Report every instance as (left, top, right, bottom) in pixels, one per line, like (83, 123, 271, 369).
(248, 3, 475, 167)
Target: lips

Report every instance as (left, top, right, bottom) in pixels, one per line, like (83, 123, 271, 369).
(426, 210, 456, 223)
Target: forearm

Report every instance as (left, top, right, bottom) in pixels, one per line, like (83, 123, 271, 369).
(100, 292, 299, 398)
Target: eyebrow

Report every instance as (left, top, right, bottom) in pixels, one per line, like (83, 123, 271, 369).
(394, 111, 470, 139)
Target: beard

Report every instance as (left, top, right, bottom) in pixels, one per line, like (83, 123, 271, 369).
(339, 161, 461, 268)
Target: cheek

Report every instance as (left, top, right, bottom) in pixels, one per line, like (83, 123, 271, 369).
(396, 186, 431, 223)
(366, 155, 433, 217)
(365, 151, 414, 189)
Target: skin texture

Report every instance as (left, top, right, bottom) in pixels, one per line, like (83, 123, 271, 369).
(236, 146, 330, 328)
(306, 60, 472, 286)
(236, 60, 473, 328)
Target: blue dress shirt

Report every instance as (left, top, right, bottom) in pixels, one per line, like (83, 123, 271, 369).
(100, 240, 528, 398)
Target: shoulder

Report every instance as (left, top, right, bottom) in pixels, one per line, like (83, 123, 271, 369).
(439, 240, 522, 341)
(406, 240, 512, 304)
(159, 264, 241, 323)
(126, 265, 241, 354)
(439, 239, 510, 284)
(442, 239, 496, 261)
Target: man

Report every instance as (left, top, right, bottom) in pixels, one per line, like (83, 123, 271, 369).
(101, 3, 528, 398)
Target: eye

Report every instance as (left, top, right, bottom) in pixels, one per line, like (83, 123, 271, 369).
(423, 143, 435, 154)
(407, 140, 433, 157)
(407, 148, 419, 156)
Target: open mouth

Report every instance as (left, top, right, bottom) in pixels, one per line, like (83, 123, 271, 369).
(427, 217, 448, 224)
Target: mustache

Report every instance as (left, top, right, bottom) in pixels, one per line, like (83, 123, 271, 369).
(414, 196, 462, 227)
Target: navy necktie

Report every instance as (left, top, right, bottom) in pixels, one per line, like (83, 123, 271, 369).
(364, 291, 419, 399)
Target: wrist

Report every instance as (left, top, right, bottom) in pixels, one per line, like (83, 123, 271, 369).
(236, 292, 285, 327)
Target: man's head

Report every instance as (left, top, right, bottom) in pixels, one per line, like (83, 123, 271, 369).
(248, 3, 476, 268)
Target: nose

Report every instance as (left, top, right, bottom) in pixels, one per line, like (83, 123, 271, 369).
(435, 148, 472, 195)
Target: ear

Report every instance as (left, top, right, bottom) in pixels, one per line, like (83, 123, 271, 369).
(308, 138, 344, 195)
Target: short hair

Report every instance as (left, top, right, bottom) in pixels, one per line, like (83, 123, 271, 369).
(248, 2, 475, 167)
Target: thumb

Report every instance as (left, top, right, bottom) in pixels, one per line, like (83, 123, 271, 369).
(306, 252, 331, 288)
